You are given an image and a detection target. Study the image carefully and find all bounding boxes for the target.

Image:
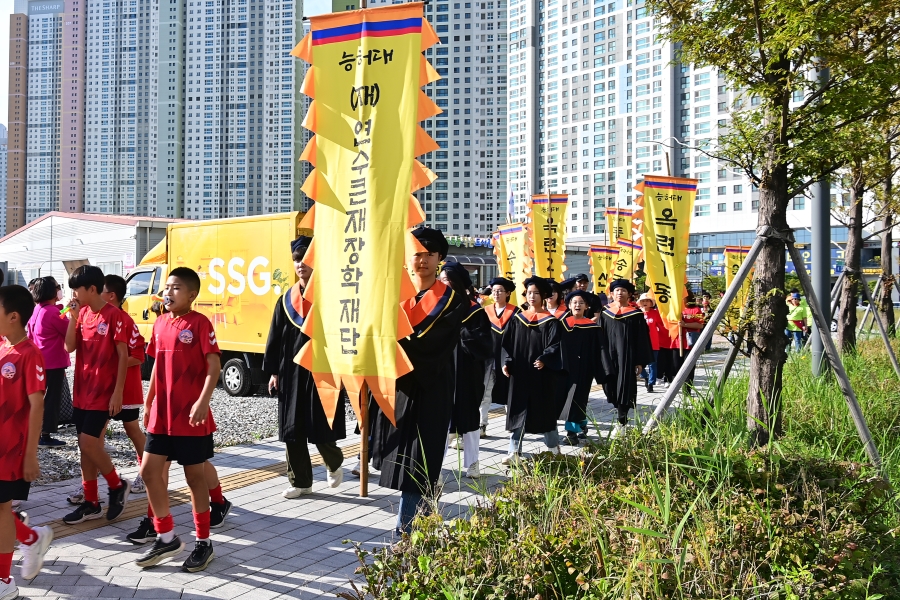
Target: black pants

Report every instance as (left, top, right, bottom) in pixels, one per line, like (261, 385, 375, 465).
(42, 368, 66, 434)
(285, 439, 344, 488)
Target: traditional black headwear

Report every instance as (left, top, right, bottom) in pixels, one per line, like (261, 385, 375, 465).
(441, 261, 472, 289)
(565, 290, 592, 306)
(411, 226, 449, 259)
(609, 279, 636, 295)
(574, 273, 590, 283)
(548, 280, 563, 298)
(290, 235, 312, 256)
(488, 277, 515, 292)
(559, 276, 578, 293)
(522, 276, 553, 299)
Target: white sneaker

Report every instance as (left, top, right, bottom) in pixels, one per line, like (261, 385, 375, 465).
(610, 424, 627, 440)
(465, 461, 482, 478)
(326, 468, 343, 488)
(282, 486, 313, 499)
(130, 474, 146, 494)
(501, 453, 520, 467)
(350, 461, 369, 477)
(66, 486, 84, 505)
(19, 525, 53, 580)
(0, 576, 18, 600)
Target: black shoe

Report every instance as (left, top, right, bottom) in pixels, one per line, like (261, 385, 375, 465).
(182, 540, 215, 573)
(38, 435, 66, 449)
(577, 431, 587, 440)
(210, 499, 232, 529)
(135, 535, 184, 568)
(647, 384, 654, 393)
(63, 502, 103, 525)
(126, 517, 157, 545)
(561, 433, 580, 446)
(106, 479, 131, 521)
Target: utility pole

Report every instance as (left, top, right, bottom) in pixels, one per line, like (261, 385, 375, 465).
(811, 63, 831, 376)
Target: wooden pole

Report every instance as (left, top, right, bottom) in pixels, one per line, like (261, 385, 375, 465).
(359, 383, 369, 497)
(787, 244, 886, 479)
(715, 291, 754, 392)
(857, 271, 900, 380)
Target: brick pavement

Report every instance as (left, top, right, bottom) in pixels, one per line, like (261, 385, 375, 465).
(11, 350, 729, 599)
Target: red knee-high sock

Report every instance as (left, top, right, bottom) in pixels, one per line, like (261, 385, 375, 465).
(193, 510, 210, 541)
(83, 479, 99, 505)
(0, 552, 12, 582)
(14, 513, 37, 545)
(152, 514, 173, 535)
(209, 485, 224, 505)
(101, 468, 122, 490)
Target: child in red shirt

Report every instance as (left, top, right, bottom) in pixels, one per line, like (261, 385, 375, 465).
(0, 286, 53, 598)
(62, 266, 131, 525)
(136, 267, 221, 573)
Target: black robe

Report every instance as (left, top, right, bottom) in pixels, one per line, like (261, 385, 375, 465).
(450, 302, 493, 435)
(501, 311, 563, 434)
(548, 304, 572, 408)
(369, 281, 467, 494)
(485, 303, 520, 406)
(559, 316, 606, 423)
(262, 284, 346, 445)
(599, 305, 655, 411)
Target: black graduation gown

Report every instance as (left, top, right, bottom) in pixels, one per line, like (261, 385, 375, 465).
(548, 305, 572, 409)
(450, 302, 493, 435)
(559, 316, 606, 422)
(485, 303, 520, 406)
(262, 284, 347, 445)
(501, 311, 563, 434)
(369, 281, 467, 494)
(599, 305, 655, 411)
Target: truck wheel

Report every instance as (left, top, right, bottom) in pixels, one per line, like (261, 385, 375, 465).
(222, 358, 252, 397)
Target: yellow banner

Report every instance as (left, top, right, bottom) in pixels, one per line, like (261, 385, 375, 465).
(291, 3, 441, 425)
(494, 223, 531, 297)
(612, 239, 641, 281)
(724, 246, 753, 332)
(589, 245, 619, 293)
(528, 194, 568, 280)
(606, 207, 634, 244)
(634, 175, 697, 340)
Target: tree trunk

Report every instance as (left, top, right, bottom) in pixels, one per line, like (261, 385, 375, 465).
(837, 167, 864, 351)
(879, 177, 895, 337)
(747, 164, 789, 446)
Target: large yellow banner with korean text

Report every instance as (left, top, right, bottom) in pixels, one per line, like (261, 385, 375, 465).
(528, 194, 568, 281)
(494, 222, 532, 296)
(589, 245, 619, 293)
(634, 175, 697, 341)
(724, 246, 753, 333)
(612, 239, 641, 281)
(606, 207, 634, 245)
(291, 3, 441, 425)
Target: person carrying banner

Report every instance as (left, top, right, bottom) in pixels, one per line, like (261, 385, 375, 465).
(442, 262, 492, 479)
(263, 236, 347, 499)
(370, 227, 468, 535)
(481, 277, 519, 436)
(558, 290, 606, 446)
(501, 277, 564, 465)
(600, 279, 655, 438)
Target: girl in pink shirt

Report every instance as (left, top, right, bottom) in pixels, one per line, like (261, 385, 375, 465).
(27, 277, 70, 448)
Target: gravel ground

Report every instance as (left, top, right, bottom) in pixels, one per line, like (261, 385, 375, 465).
(36, 371, 355, 486)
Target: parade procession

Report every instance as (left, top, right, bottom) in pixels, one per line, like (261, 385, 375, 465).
(3, 0, 900, 596)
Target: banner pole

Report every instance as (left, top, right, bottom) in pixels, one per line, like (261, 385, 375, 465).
(359, 384, 369, 497)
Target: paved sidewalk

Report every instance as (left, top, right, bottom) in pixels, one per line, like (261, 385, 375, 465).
(13, 350, 729, 599)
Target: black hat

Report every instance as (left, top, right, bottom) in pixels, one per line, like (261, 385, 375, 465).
(411, 226, 449, 259)
(488, 277, 516, 292)
(559, 276, 578, 292)
(522, 276, 553, 299)
(565, 290, 592, 306)
(574, 273, 590, 282)
(609, 279, 636, 295)
(441, 261, 472, 289)
(291, 235, 312, 256)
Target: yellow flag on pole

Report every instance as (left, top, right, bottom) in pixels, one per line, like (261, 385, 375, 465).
(291, 3, 441, 426)
(494, 222, 532, 296)
(528, 194, 568, 280)
(606, 207, 634, 243)
(589, 245, 619, 293)
(634, 175, 698, 341)
(724, 246, 753, 332)
(612, 239, 641, 281)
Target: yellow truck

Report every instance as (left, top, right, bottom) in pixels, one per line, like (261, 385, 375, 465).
(121, 212, 308, 396)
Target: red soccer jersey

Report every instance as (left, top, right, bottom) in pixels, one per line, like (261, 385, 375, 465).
(0, 339, 46, 481)
(119, 309, 145, 409)
(74, 303, 129, 411)
(147, 310, 220, 436)
(641, 307, 665, 351)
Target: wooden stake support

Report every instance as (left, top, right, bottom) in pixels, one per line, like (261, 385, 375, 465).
(360, 383, 369, 497)
(855, 270, 900, 380)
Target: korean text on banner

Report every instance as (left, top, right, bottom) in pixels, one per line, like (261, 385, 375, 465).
(724, 246, 753, 332)
(613, 239, 642, 281)
(634, 175, 698, 340)
(493, 223, 532, 296)
(291, 2, 441, 426)
(589, 245, 619, 293)
(606, 207, 634, 244)
(528, 194, 568, 280)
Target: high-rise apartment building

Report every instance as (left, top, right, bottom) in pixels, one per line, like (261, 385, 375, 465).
(0, 125, 8, 236)
(6, 11, 28, 233)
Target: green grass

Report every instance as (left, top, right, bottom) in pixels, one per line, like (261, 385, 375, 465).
(340, 340, 900, 600)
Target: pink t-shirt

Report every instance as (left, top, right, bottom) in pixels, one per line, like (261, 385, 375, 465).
(27, 302, 71, 370)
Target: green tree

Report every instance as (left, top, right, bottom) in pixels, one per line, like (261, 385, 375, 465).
(646, 0, 900, 445)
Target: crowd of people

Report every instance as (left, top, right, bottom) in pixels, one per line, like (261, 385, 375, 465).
(0, 227, 714, 598)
